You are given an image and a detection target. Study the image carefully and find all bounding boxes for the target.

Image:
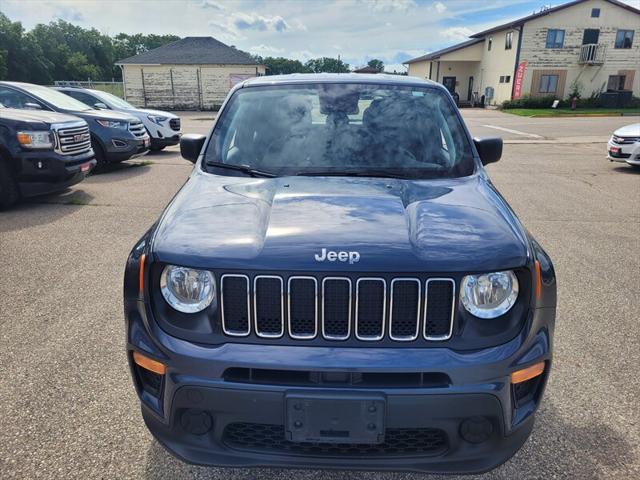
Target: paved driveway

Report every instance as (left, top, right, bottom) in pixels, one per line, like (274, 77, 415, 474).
(0, 110, 638, 479)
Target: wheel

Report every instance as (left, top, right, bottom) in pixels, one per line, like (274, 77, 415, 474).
(0, 160, 20, 209)
(92, 139, 107, 169)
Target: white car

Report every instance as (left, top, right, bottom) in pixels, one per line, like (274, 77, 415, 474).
(607, 123, 640, 167)
(55, 87, 181, 151)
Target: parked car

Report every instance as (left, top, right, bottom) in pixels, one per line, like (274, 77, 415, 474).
(0, 103, 95, 209)
(0, 82, 149, 166)
(55, 87, 181, 151)
(124, 74, 556, 474)
(607, 123, 640, 168)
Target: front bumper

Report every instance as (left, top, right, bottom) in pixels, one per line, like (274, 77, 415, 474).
(104, 135, 150, 162)
(16, 149, 96, 197)
(127, 304, 553, 474)
(607, 139, 640, 165)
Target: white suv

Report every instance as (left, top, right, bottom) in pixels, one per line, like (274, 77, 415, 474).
(607, 123, 640, 168)
(56, 87, 181, 151)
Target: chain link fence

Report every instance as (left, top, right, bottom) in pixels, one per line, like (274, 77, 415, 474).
(53, 80, 124, 98)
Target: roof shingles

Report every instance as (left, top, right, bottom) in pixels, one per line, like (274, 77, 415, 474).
(116, 36, 259, 65)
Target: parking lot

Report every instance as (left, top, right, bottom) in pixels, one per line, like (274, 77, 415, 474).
(1, 109, 638, 479)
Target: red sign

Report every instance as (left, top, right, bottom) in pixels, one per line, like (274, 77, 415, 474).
(513, 61, 528, 99)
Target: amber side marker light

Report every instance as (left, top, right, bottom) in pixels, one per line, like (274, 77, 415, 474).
(511, 361, 545, 384)
(534, 260, 542, 299)
(138, 253, 146, 295)
(133, 351, 166, 375)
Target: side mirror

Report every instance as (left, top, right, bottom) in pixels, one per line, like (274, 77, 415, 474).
(94, 102, 108, 109)
(180, 134, 206, 163)
(24, 102, 42, 110)
(473, 137, 502, 166)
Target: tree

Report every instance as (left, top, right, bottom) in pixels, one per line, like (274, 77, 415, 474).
(367, 59, 384, 72)
(253, 56, 311, 75)
(304, 57, 350, 73)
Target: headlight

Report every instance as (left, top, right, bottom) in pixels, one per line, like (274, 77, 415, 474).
(96, 119, 128, 129)
(460, 270, 519, 319)
(17, 130, 54, 149)
(148, 115, 168, 125)
(160, 265, 216, 313)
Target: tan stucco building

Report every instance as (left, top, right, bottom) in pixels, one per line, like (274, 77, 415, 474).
(116, 37, 266, 110)
(404, 0, 639, 105)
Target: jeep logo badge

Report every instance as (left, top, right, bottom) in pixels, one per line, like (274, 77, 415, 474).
(314, 248, 360, 264)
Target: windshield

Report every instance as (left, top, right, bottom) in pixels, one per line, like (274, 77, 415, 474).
(21, 83, 93, 111)
(204, 83, 474, 179)
(90, 89, 135, 109)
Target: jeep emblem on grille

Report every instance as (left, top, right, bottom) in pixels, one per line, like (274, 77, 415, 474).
(314, 248, 360, 264)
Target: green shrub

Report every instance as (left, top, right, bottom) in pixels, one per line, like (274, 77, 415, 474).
(502, 95, 559, 109)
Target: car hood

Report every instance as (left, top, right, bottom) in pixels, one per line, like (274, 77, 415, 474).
(152, 172, 530, 273)
(130, 108, 178, 118)
(62, 108, 138, 123)
(1, 108, 83, 126)
(613, 123, 640, 138)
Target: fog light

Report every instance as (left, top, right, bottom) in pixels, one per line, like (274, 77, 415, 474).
(180, 409, 213, 435)
(460, 416, 493, 444)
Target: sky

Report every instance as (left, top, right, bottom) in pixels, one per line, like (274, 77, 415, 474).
(3, 0, 639, 72)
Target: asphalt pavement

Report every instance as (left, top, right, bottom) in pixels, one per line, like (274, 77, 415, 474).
(0, 110, 638, 479)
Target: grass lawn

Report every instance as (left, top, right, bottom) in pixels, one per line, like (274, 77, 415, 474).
(503, 107, 640, 117)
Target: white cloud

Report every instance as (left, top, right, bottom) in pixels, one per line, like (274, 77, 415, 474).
(233, 13, 291, 32)
(433, 2, 447, 14)
(365, 0, 417, 13)
(249, 44, 285, 56)
(441, 27, 474, 42)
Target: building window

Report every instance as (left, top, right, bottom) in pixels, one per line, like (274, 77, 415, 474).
(539, 74, 559, 94)
(499, 75, 505, 83)
(607, 75, 626, 91)
(488, 37, 492, 51)
(591, 8, 600, 17)
(505, 31, 513, 50)
(615, 30, 634, 49)
(545, 29, 565, 48)
(505, 75, 511, 83)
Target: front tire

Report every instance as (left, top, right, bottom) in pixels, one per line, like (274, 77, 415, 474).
(92, 139, 107, 169)
(0, 160, 20, 209)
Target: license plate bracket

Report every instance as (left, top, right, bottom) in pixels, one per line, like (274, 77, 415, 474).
(285, 393, 386, 444)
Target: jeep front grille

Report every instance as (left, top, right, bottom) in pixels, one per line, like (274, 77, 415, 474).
(219, 274, 455, 342)
(53, 122, 92, 156)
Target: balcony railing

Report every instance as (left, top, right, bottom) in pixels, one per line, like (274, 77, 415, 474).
(579, 44, 606, 64)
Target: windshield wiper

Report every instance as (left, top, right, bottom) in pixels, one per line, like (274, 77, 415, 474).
(205, 161, 276, 178)
(297, 169, 414, 179)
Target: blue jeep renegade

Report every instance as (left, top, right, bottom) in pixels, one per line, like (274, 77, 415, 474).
(124, 74, 556, 474)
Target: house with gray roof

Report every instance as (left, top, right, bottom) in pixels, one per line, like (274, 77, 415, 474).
(116, 37, 265, 110)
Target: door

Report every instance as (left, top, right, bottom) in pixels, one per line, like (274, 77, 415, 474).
(467, 76, 474, 101)
(442, 76, 456, 94)
(582, 29, 599, 45)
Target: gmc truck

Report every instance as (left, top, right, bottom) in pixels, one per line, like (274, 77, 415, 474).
(0, 104, 95, 209)
(124, 74, 556, 474)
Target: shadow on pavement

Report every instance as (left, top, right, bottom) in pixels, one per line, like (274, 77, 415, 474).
(0, 189, 94, 234)
(611, 165, 640, 175)
(91, 161, 153, 178)
(142, 401, 634, 480)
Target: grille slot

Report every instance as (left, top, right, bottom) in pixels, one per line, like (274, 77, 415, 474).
(355, 278, 386, 340)
(223, 423, 448, 457)
(424, 279, 455, 340)
(322, 278, 352, 340)
(223, 368, 451, 388)
(169, 118, 181, 131)
(221, 275, 250, 336)
(389, 279, 421, 341)
(54, 123, 92, 156)
(254, 276, 284, 338)
(287, 277, 317, 339)
(129, 121, 146, 138)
